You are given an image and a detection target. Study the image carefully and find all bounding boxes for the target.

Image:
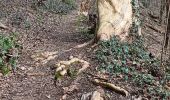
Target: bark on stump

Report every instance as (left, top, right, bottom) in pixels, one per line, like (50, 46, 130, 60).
(96, 0, 132, 41)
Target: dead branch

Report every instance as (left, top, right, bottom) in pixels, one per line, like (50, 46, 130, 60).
(145, 23, 164, 33)
(148, 11, 159, 19)
(92, 79, 129, 96)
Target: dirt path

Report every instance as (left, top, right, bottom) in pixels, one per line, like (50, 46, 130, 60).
(0, 0, 94, 100)
(0, 0, 125, 100)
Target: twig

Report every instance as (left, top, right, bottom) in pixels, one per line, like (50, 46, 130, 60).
(0, 23, 9, 30)
(145, 23, 164, 33)
(148, 11, 159, 19)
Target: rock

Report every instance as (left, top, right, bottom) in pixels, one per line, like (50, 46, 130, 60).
(46, 95, 51, 99)
(61, 94, 67, 100)
(81, 90, 104, 100)
(0, 22, 9, 30)
(60, 69, 67, 76)
(69, 55, 74, 59)
(91, 91, 104, 100)
(20, 67, 26, 70)
(28, 67, 33, 71)
(81, 92, 92, 100)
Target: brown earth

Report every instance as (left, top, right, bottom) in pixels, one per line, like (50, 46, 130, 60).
(0, 0, 167, 100)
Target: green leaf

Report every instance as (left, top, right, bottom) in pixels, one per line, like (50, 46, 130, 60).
(0, 58, 3, 65)
(10, 57, 17, 69)
(3, 38, 12, 50)
(1, 66, 10, 75)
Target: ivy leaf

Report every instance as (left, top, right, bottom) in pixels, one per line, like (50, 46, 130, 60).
(0, 58, 3, 65)
(3, 38, 12, 51)
(1, 66, 10, 75)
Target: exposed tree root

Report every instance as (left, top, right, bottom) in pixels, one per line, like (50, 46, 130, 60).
(92, 79, 129, 96)
(31, 51, 58, 65)
(55, 57, 90, 79)
(74, 38, 95, 48)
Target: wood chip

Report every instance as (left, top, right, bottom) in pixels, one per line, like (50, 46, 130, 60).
(0, 22, 9, 30)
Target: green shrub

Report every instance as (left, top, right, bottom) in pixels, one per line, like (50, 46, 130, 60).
(96, 36, 150, 74)
(0, 33, 20, 75)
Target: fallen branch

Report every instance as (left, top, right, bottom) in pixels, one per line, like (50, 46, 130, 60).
(148, 11, 159, 19)
(145, 23, 164, 33)
(92, 79, 129, 96)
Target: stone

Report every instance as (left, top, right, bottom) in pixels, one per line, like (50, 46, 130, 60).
(91, 91, 104, 100)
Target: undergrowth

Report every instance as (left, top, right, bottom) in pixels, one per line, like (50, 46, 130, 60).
(76, 15, 94, 38)
(96, 34, 170, 99)
(76, 13, 97, 40)
(96, 0, 170, 99)
(0, 33, 20, 75)
(32, 0, 76, 14)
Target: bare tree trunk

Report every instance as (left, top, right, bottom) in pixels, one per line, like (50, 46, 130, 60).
(160, 0, 165, 23)
(96, 0, 132, 41)
(160, 0, 170, 24)
(165, 4, 170, 49)
(165, 1, 170, 60)
(161, 0, 170, 62)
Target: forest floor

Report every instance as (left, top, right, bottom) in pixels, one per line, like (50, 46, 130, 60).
(0, 0, 168, 100)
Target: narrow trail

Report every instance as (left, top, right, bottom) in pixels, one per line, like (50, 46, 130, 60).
(0, 0, 95, 100)
(0, 0, 125, 98)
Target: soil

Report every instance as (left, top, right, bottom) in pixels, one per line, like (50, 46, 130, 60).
(0, 0, 167, 100)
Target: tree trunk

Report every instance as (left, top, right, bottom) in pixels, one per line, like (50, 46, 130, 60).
(96, 0, 132, 41)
